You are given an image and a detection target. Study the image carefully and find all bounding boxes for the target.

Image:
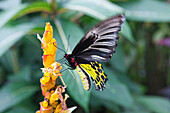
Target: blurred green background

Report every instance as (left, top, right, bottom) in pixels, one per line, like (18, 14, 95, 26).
(0, 0, 170, 113)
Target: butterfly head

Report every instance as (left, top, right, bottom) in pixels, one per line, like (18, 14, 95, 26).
(64, 54, 69, 58)
(64, 54, 77, 69)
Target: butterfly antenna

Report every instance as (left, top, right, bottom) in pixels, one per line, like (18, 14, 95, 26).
(57, 58, 71, 68)
(53, 42, 66, 54)
(56, 57, 65, 62)
(66, 35, 70, 53)
(54, 64, 75, 79)
(57, 61, 75, 79)
(62, 64, 75, 79)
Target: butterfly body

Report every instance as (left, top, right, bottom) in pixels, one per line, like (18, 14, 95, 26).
(63, 14, 126, 91)
(64, 54, 89, 69)
(64, 54, 77, 69)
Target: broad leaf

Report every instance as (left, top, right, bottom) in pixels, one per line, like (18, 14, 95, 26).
(121, 21, 135, 43)
(0, 4, 26, 27)
(5, 107, 33, 113)
(0, 82, 38, 112)
(8, 66, 31, 82)
(117, 0, 170, 22)
(0, 0, 21, 10)
(90, 94, 121, 112)
(64, 0, 124, 20)
(110, 44, 126, 73)
(136, 96, 170, 113)
(116, 72, 143, 94)
(0, 23, 35, 57)
(63, 70, 90, 113)
(92, 67, 134, 108)
(12, 2, 52, 20)
(0, 2, 52, 27)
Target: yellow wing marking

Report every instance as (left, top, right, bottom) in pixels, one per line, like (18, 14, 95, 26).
(76, 65, 91, 91)
(79, 61, 108, 91)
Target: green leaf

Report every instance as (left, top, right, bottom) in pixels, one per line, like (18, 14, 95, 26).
(0, 23, 36, 57)
(90, 94, 121, 112)
(118, 1, 170, 22)
(99, 100, 121, 112)
(121, 21, 135, 43)
(12, 2, 52, 20)
(64, 0, 124, 20)
(153, 23, 170, 42)
(59, 10, 79, 19)
(0, 0, 21, 10)
(110, 44, 126, 73)
(28, 27, 44, 35)
(92, 67, 134, 108)
(0, 82, 38, 112)
(8, 66, 31, 82)
(136, 96, 170, 113)
(54, 19, 90, 112)
(0, 2, 52, 27)
(116, 72, 143, 94)
(63, 70, 90, 112)
(92, 83, 134, 108)
(0, 4, 26, 27)
(5, 107, 33, 113)
(123, 103, 151, 113)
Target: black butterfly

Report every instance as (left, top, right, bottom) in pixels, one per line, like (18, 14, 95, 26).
(63, 14, 126, 91)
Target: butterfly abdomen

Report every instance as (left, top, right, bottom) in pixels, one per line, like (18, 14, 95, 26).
(76, 66, 91, 91)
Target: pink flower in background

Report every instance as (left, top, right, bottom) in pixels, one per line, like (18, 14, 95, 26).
(156, 37, 170, 47)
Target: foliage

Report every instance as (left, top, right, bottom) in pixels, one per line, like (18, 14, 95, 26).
(0, 0, 170, 113)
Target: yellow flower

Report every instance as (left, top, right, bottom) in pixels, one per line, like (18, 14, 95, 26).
(43, 39, 57, 55)
(51, 101, 58, 108)
(40, 101, 53, 113)
(50, 93, 59, 104)
(40, 76, 50, 85)
(36, 110, 40, 113)
(42, 100, 49, 108)
(37, 22, 76, 113)
(54, 103, 62, 113)
(43, 22, 53, 44)
(44, 72, 50, 77)
(43, 55, 56, 68)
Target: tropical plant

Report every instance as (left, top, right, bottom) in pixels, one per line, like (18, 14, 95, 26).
(0, 0, 170, 113)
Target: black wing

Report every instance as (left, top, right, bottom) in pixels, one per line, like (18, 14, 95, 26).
(72, 14, 126, 62)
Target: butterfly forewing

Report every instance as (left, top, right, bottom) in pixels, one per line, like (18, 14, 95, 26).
(72, 14, 125, 62)
(78, 61, 108, 91)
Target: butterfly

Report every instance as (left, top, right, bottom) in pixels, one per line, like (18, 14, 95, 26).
(63, 14, 125, 91)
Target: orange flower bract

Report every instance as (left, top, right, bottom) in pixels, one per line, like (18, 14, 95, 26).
(36, 22, 76, 113)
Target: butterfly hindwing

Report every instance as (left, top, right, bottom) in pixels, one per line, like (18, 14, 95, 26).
(78, 61, 108, 91)
(76, 65, 91, 91)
